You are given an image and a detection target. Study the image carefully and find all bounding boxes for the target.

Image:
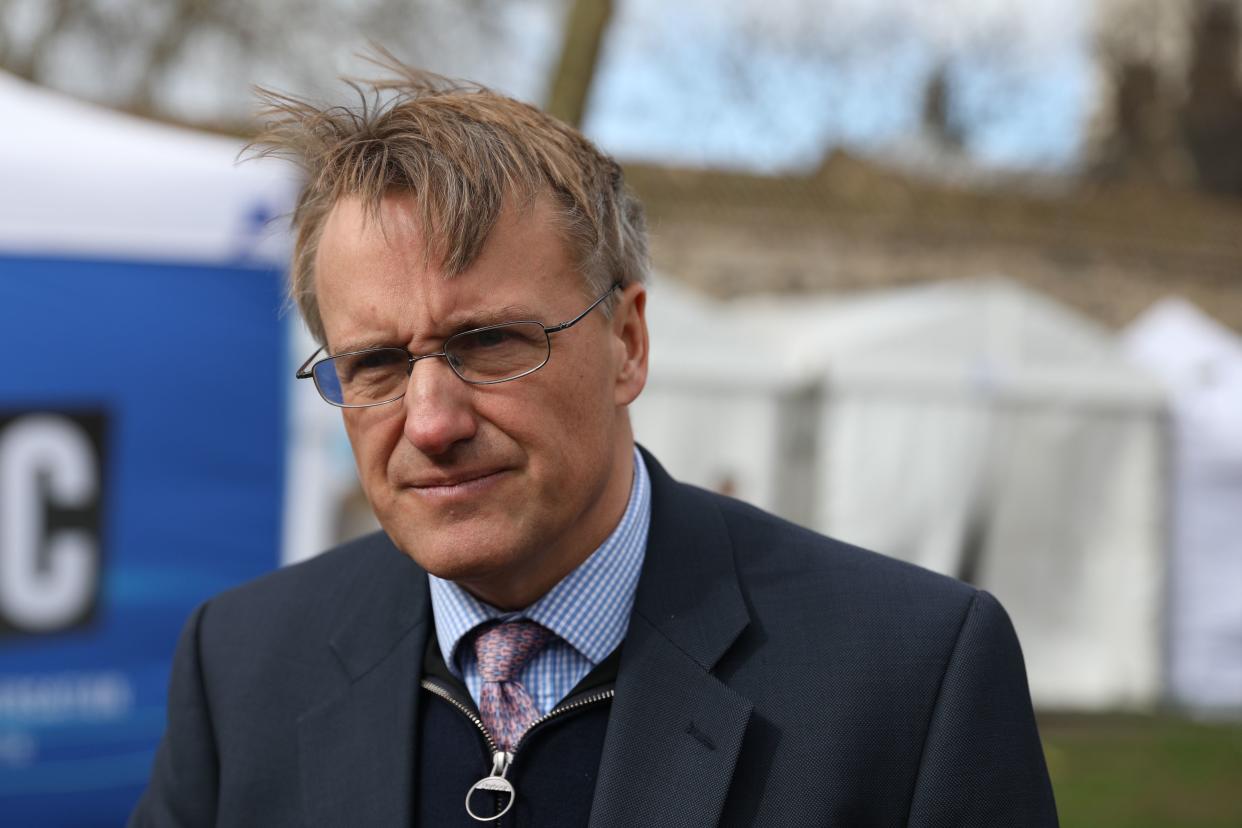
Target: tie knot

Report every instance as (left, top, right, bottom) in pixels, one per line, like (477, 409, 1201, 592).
(473, 620, 553, 683)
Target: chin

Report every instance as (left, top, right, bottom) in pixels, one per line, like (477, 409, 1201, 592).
(385, 519, 526, 584)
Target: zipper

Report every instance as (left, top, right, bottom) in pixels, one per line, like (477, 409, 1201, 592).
(420, 678, 615, 823)
(512, 686, 616, 753)
(421, 678, 502, 756)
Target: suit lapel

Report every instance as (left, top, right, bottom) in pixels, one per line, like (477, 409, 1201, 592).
(589, 452, 753, 828)
(297, 535, 431, 828)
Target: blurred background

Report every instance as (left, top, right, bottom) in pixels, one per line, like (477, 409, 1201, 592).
(1, 0, 1241, 825)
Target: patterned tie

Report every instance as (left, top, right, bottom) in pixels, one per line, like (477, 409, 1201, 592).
(473, 620, 554, 752)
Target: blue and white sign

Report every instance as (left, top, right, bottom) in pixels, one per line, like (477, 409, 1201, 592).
(0, 71, 295, 827)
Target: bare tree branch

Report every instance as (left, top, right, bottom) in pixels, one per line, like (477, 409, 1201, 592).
(546, 0, 612, 126)
(3, 0, 78, 81)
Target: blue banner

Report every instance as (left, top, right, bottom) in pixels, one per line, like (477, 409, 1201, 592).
(0, 255, 286, 827)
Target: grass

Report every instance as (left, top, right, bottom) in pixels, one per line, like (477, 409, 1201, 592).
(1040, 713, 1242, 828)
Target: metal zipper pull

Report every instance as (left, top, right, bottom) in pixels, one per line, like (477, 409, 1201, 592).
(465, 750, 515, 822)
(422, 677, 615, 823)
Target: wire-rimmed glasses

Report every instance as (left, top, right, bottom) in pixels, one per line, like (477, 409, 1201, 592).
(296, 282, 620, 408)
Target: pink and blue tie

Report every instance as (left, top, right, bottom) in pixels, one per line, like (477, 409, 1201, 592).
(473, 620, 554, 752)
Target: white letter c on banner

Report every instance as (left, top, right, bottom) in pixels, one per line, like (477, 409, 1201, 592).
(0, 415, 99, 632)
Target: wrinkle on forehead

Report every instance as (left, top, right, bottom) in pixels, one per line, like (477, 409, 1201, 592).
(314, 191, 582, 356)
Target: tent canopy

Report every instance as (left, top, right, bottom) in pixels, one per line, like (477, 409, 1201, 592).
(647, 276, 1163, 407)
(0, 71, 293, 264)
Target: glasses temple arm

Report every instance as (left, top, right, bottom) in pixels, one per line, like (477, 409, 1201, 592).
(544, 282, 621, 334)
(295, 346, 324, 379)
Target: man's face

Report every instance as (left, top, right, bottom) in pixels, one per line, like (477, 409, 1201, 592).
(314, 193, 647, 608)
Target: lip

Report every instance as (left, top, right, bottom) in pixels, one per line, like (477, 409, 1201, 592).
(406, 468, 509, 497)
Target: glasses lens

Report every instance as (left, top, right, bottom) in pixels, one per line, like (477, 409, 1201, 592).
(447, 322, 549, 382)
(313, 348, 409, 406)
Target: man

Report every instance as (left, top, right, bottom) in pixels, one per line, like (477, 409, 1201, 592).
(131, 64, 1058, 827)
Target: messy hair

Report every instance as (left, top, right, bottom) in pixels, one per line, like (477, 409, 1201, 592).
(247, 57, 649, 345)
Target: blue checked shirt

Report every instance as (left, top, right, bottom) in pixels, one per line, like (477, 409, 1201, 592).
(428, 447, 651, 716)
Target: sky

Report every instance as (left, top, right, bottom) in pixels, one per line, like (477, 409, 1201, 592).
(3, 0, 1100, 175)
(584, 0, 1096, 173)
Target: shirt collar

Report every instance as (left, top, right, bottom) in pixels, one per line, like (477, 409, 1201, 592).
(428, 447, 651, 673)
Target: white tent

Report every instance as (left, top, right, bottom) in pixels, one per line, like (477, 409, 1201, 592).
(0, 72, 292, 263)
(634, 277, 1168, 710)
(1123, 297, 1242, 715)
(635, 277, 818, 517)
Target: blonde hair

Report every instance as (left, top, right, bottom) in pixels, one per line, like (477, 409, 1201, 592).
(248, 61, 649, 344)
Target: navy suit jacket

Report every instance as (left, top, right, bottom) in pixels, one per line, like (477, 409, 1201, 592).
(130, 450, 1058, 826)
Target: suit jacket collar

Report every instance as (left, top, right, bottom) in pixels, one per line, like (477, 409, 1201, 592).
(588, 448, 753, 827)
(628, 447, 750, 669)
(298, 534, 430, 827)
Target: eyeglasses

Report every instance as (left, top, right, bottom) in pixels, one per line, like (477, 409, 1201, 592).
(296, 282, 620, 408)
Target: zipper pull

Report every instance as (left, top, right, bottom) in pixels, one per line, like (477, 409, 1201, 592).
(465, 750, 515, 822)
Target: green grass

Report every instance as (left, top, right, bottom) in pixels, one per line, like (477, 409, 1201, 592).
(1040, 713, 1242, 828)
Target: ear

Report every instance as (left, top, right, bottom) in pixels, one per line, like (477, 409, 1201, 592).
(611, 282, 648, 407)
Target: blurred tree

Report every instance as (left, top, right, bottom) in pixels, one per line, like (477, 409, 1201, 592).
(546, 0, 612, 127)
(1091, 58, 1194, 184)
(920, 64, 965, 152)
(1181, 1, 1242, 195)
(0, 0, 560, 131)
(1089, 0, 1242, 197)
(6, 0, 1237, 184)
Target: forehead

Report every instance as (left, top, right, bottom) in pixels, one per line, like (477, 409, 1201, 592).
(313, 192, 581, 349)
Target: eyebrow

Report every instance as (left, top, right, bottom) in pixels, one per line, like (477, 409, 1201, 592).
(331, 304, 544, 356)
(452, 304, 542, 329)
(330, 337, 398, 356)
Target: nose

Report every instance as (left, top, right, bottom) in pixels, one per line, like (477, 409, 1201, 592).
(401, 355, 478, 457)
